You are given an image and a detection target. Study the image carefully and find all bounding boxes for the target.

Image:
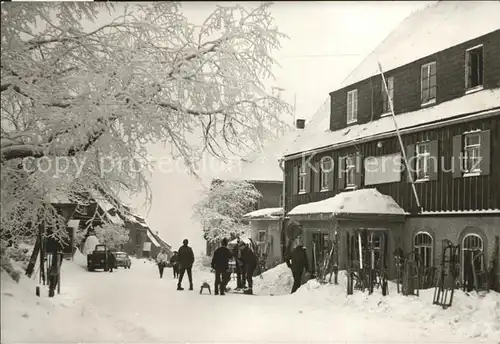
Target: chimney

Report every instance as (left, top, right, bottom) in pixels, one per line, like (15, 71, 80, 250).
(295, 119, 305, 129)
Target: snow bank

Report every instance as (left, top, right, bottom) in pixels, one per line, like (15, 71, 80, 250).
(253, 263, 294, 295)
(291, 271, 500, 341)
(1, 265, 157, 343)
(82, 235, 99, 255)
(288, 188, 406, 216)
(73, 247, 86, 267)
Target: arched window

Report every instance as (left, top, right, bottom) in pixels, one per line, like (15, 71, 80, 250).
(413, 232, 433, 267)
(461, 233, 484, 285)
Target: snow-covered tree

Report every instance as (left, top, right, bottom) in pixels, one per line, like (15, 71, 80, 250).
(1, 2, 290, 245)
(193, 180, 262, 243)
(94, 223, 129, 250)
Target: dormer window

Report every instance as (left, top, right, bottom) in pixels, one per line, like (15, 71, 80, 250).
(76, 204, 88, 215)
(465, 45, 483, 93)
(381, 76, 394, 116)
(346, 89, 358, 124)
(421, 61, 436, 106)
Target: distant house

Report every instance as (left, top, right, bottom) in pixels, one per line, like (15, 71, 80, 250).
(50, 190, 171, 259)
(242, 207, 284, 269)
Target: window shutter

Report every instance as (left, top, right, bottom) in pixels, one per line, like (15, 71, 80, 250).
(428, 140, 439, 181)
(314, 161, 320, 192)
(354, 154, 363, 188)
(305, 163, 311, 193)
(479, 130, 491, 175)
(292, 166, 298, 194)
(338, 157, 346, 190)
(327, 160, 335, 192)
(452, 135, 463, 178)
(406, 144, 415, 182)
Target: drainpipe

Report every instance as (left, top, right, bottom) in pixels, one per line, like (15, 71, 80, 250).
(279, 158, 286, 262)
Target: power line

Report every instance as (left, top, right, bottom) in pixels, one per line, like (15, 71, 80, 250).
(276, 53, 363, 59)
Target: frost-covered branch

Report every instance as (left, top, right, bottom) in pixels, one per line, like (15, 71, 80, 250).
(193, 180, 262, 243)
(1, 1, 289, 245)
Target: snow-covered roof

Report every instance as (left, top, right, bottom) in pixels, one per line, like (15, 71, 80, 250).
(66, 219, 80, 228)
(89, 190, 124, 226)
(337, 1, 500, 91)
(287, 189, 406, 217)
(146, 228, 160, 247)
(48, 189, 72, 204)
(216, 128, 299, 183)
(243, 207, 283, 219)
(285, 88, 500, 157)
(283, 98, 330, 156)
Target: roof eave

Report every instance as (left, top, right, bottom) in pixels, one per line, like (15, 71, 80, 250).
(284, 107, 500, 160)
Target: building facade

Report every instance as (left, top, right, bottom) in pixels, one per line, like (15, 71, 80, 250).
(283, 2, 500, 291)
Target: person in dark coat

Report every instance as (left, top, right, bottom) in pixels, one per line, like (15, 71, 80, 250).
(232, 239, 246, 289)
(240, 242, 257, 294)
(170, 251, 179, 278)
(211, 238, 232, 295)
(286, 242, 309, 294)
(177, 239, 195, 290)
(107, 251, 117, 273)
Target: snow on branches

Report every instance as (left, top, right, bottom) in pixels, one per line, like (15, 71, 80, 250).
(1, 2, 290, 244)
(193, 180, 261, 243)
(94, 223, 130, 250)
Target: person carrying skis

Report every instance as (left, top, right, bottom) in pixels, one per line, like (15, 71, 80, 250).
(240, 242, 258, 294)
(211, 238, 232, 295)
(170, 251, 179, 279)
(286, 240, 309, 294)
(177, 239, 195, 291)
(156, 248, 169, 278)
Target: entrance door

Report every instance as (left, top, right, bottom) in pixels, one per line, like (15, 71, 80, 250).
(312, 232, 329, 273)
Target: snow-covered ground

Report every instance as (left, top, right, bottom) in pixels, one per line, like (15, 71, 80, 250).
(2, 254, 499, 343)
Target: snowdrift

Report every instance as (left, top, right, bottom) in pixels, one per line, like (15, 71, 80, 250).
(293, 271, 500, 341)
(253, 263, 294, 295)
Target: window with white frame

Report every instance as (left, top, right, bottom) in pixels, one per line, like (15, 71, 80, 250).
(257, 230, 267, 243)
(415, 142, 430, 180)
(465, 45, 483, 90)
(320, 158, 332, 191)
(464, 133, 481, 173)
(347, 89, 358, 123)
(298, 163, 306, 193)
(345, 155, 356, 187)
(413, 232, 433, 268)
(421, 62, 436, 104)
(382, 76, 394, 115)
(461, 233, 484, 285)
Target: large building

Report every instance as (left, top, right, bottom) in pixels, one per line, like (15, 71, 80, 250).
(282, 1, 500, 291)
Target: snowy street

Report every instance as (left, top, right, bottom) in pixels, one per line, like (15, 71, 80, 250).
(2, 254, 499, 344)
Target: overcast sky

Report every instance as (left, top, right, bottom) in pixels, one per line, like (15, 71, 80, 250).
(127, 1, 434, 254)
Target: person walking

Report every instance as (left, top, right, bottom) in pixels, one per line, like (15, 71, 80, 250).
(156, 248, 169, 278)
(170, 251, 179, 279)
(107, 250, 117, 273)
(241, 242, 258, 294)
(177, 239, 195, 291)
(286, 240, 309, 294)
(211, 238, 232, 295)
(232, 239, 245, 289)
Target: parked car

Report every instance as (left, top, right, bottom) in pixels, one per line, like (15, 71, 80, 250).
(114, 251, 131, 269)
(87, 244, 110, 271)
